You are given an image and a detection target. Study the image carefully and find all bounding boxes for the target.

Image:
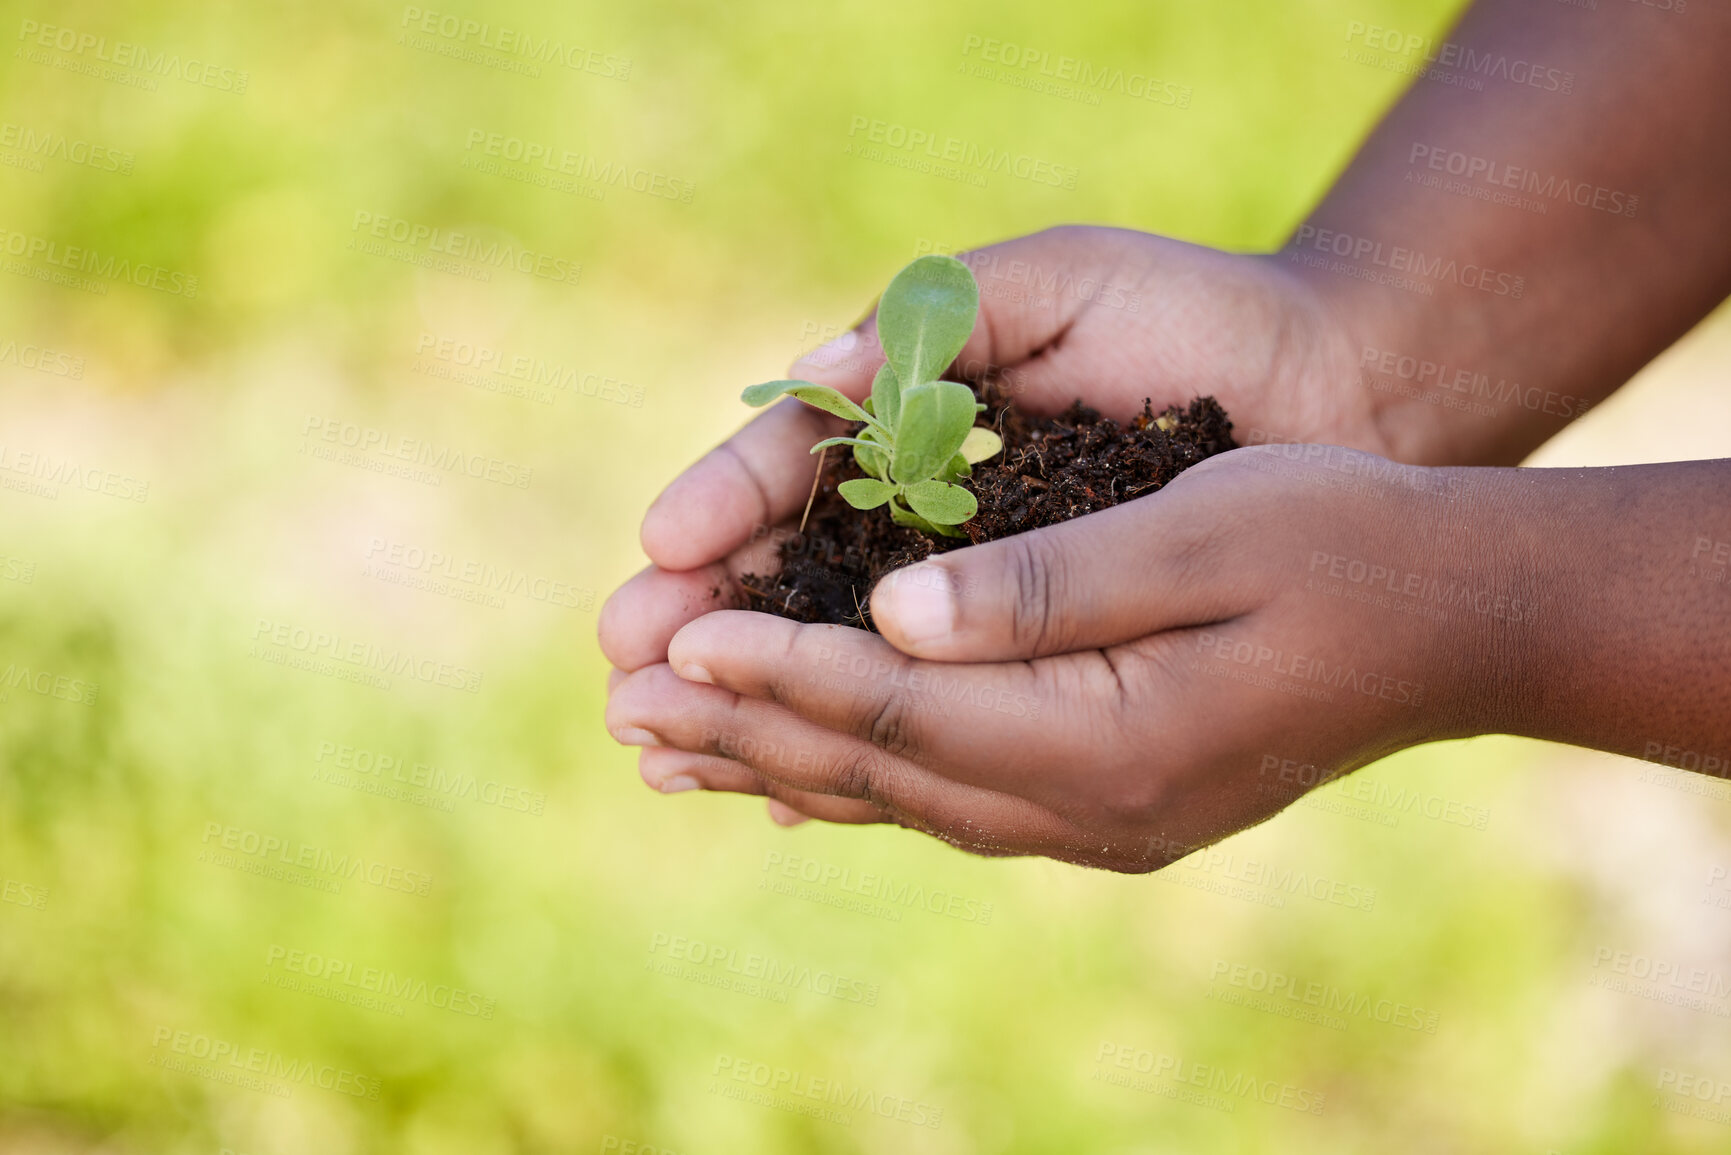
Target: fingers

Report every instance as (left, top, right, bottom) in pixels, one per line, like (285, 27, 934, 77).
(638, 746, 761, 794)
(665, 612, 1065, 784)
(599, 564, 737, 671)
(608, 663, 1068, 855)
(612, 661, 1163, 868)
(869, 460, 1264, 662)
(765, 800, 810, 827)
(641, 397, 852, 572)
(636, 747, 886, 824)
(601, 521, 794, 671)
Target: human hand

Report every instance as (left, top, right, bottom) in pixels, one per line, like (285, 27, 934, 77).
(606, 444, 1505, 866)
(600, 225, 1397, 682)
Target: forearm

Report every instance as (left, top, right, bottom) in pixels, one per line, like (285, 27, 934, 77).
(1431, 460, 1731, 770)
(1286, 0, 1731, 466)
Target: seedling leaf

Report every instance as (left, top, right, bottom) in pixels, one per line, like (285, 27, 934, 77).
(877, 255, 979, 388)
(740, 380, 874, 426)
(960, 427, 1003, 464)
(809, 437, 879, 454)
(870, 363, 901, 430)
(905, 479, 978, 525)
(889, 499, 964, 537)
(855, 442, 889, 481)
(838, 478, 896, 510)
(938, 453, 971, 483)
(891, 381, 977, 484)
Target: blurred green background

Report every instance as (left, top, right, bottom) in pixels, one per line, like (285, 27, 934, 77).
(4, 1, 1731, 1152)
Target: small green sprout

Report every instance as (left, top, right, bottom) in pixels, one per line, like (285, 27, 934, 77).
(740, 255, 1003, 536)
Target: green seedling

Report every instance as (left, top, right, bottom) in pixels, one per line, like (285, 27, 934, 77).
(740, 255, 1003, 536)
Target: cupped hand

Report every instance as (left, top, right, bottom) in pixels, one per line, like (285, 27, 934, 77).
(600, 225, 1397, 680)
(606, 445, 1502, 868)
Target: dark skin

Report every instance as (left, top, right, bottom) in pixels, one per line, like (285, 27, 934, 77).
(600, 0, 1731, 867)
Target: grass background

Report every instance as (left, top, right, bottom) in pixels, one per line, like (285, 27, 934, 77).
(2, 0, 1730, 1152)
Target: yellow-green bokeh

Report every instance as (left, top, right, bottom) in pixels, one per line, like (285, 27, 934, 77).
(2, 1, 1729, 1153)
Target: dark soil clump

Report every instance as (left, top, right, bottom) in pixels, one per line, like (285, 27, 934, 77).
(739, 382, 1236, 629)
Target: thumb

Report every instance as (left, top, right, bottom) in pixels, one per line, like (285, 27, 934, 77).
(868, 493, 1242, 662)
(788, 316, 883, 401)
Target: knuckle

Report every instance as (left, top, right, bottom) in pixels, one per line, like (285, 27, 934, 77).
(828, 749, 878, 802)
(1099, 778, 1169, 831)
(1159, 507, 1240, 596)
(861, 692, 920, 761)
(1005, 533, 1069, 655)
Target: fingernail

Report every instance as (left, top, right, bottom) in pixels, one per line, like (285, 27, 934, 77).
(678, 663, 714, 685)
(792, 329, 855, 365)
(612, 726, 662, 747)
(767, 800, 809, 826)
(810, 330, 857, 359)
(660, 774, 701, 794)
(876, 565, 954, 645)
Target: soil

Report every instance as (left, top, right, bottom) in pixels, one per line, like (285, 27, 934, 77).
(739, 379, 1236, 629)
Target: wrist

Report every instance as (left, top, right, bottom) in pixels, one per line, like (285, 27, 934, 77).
(1400, 466, 1549, 741)
(1279, 252, 1492, 467)
(1276, 229, 1610, 469)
